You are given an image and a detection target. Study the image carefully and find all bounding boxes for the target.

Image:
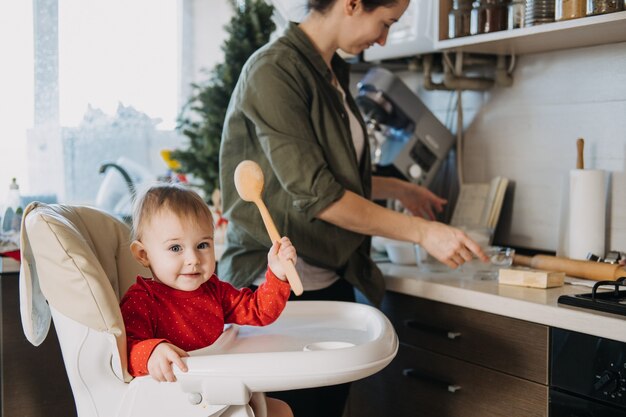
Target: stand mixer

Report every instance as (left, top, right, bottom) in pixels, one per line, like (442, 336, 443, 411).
(356, 67, 455, 187)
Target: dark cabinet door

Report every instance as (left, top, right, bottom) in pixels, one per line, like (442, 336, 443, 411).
(348, 291, 549, 417)
(1, 272, 77, 417)
(348, 342, 548, 417)
(383, 291, 549, 385)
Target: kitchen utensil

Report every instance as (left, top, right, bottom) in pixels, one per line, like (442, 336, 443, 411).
(513, 253, 626, 281)
(233, 160, 303, 295)
(576, 137, 584, 169)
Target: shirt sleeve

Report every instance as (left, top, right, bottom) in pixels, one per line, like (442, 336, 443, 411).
(120, 285, 168, 377)
(217, 269, 291, 326)
(241, 55, 345, 220)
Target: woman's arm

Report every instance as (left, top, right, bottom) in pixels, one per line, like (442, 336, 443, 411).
(316, 190, 487, 269)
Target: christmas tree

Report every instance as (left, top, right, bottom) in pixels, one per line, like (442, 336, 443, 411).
(174, 0, 275, 198)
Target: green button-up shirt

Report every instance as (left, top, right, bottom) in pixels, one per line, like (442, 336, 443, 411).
(218, 23, 385, 305)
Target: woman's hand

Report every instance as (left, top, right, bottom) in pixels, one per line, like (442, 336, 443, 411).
(267, 236, 297, 281)
(419, 221, 489, 268)
(397, 182, 447, 220)
(372, 176, 446, 220)
(316, 190, 486, 268)
(147, 342, 189, 382)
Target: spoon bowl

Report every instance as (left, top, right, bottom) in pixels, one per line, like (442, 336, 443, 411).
(234, 160, 265, 203)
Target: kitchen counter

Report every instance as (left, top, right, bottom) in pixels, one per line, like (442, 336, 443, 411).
(379, 262, 626, 344)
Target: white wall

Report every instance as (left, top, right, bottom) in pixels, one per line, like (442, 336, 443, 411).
(458, 42, 626, 252)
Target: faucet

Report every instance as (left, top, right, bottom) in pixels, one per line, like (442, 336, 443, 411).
(98, 162, 136, 200)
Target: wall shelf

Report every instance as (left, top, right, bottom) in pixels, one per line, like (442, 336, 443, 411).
(435, 10, 626, 55)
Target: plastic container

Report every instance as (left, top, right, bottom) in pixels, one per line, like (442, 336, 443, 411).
(470, 246, 516, 280)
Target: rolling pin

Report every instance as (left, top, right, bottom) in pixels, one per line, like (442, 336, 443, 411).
(513, 254, 626, 281)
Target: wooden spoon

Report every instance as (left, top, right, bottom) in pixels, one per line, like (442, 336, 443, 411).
(234, 160, 303, 295)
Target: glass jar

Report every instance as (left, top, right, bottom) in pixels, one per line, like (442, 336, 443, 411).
(586, 0, 623, 15)
(556, 0, 586, 20)
(470, 0, 506, 35)
(507, 0, 526, 29)
(448, 0, 473, 38)
(524, 0, 556, 27)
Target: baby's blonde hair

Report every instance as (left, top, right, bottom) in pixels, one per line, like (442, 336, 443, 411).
(131, 183, 214, 241)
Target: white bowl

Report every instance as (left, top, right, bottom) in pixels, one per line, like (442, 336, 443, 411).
(384, 240, 417, 265)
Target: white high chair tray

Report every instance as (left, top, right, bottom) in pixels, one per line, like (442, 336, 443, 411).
(178, 300, 398, 393)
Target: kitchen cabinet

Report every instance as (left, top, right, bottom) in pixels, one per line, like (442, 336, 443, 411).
(0, 272, 76, 417)
(347, 291, 549, 417)
(434, 0, 626, 55)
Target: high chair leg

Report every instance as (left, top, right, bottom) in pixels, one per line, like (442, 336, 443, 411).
(248, 392, 267, 417)
(217, 393, 265, 417)
(218, 403, 255, 417)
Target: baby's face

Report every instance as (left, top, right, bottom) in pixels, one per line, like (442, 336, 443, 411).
(140, 209, 215, 291)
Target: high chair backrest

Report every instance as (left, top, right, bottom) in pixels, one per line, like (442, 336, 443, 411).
(19, 202, 247, 417)
(20, 202, 149, 382)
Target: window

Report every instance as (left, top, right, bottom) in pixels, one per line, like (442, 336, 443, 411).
(1, 0, 232, 217)
(0, 1, 33, 199)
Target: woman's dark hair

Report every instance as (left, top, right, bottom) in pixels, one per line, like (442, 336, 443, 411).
(308, 0, 399, 13)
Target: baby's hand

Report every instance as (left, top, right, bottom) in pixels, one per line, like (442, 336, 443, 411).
(147, 342, 189, 382)
(267, 236, 297, 281)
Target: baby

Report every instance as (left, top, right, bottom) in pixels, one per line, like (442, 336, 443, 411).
(120, 183, 295, 417)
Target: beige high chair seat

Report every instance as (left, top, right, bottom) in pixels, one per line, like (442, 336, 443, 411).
(19, 202, 398, 417)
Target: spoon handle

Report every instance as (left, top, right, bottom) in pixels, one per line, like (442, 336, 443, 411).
(254, 200, 304, 295)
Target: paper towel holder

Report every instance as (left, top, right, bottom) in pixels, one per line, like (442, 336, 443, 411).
(576, 137, 584, 170)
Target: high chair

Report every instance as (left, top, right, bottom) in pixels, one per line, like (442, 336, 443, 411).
(19, 202, 398, 417)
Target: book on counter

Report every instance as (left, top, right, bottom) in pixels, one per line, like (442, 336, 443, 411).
(450, 176, 509, 232)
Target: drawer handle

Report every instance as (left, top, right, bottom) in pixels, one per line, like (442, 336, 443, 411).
(402, 368, 462, 394)
(403, 319, 462, 340)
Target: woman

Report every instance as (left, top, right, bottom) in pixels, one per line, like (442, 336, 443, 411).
(219, 0, 487, 415)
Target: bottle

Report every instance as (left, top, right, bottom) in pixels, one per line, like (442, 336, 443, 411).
(2, 178, 22, 233)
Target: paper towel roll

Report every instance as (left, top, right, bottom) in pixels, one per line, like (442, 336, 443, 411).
(568, 169, 606, 260)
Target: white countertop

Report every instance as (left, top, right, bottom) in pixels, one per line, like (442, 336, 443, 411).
(379, 262, 626, 344)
